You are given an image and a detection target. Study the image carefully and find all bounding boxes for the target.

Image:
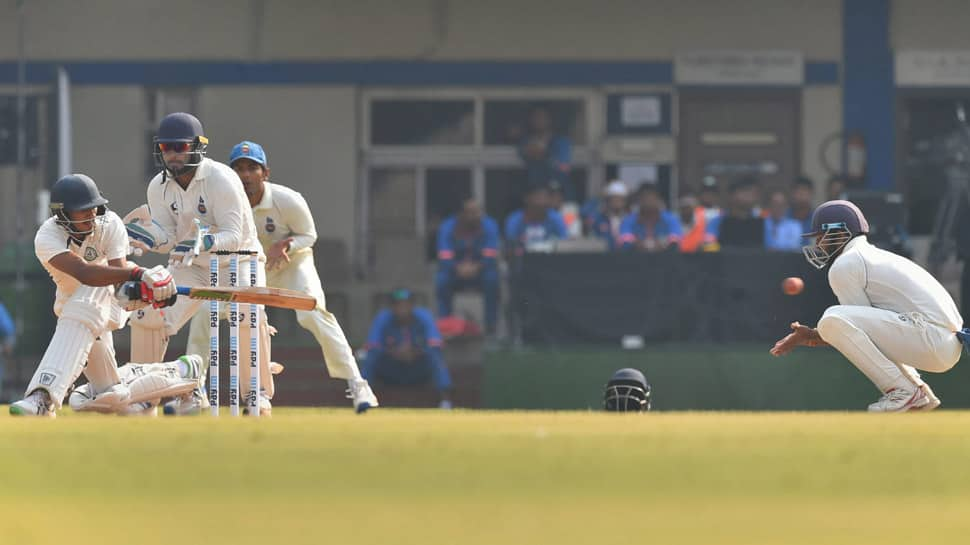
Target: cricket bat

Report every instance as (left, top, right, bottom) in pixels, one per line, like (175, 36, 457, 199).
(123, 282, 317, 311)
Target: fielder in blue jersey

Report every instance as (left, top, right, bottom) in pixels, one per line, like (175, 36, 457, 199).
(362, 289, 453, 409)
(435, 198, 500, 335)
(504, 184, 568, 255)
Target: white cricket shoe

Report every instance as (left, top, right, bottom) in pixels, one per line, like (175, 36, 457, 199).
(121, 401, 158, 417)
(162, 386, 210, 416)
(438, 399, 453, 410)
(347, 378, 379, 413)
(242, 392, 272, 417)
(914, 384, 941, 411)
(867, 386, 933, 412)
(9, 389, 56, 418)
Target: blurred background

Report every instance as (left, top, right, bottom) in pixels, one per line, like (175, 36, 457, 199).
(3, 0, 970, 410)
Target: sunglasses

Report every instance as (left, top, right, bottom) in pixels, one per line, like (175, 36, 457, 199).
(157, 141, 193, 153)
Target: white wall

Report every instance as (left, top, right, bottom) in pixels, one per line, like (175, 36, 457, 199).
(801, 86, 842, 199)
(197, 86, 358, 248)
(71, 86, 149, 218)
(892, 0, 970, 49)
(0, 0, 842, 62)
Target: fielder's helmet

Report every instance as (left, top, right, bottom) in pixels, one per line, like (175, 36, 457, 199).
(801, 200, 869, 269)
(604, 368, 651, 412)
(49, 173, 109, 239)
(153, 112, 208, 176)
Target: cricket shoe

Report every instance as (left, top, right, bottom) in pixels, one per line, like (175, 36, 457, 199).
(9, 389, 56, 418)
(913, 384, 941, 411)
(347, 378, 379, 413)
(867, 386, 934, 412)
(122, 401, 158, 417)
(162, 386, 210, 416)
(68, 383, 131, 414)
(242, 392, 272, 416)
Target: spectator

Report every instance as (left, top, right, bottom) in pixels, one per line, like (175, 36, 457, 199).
(549, 180, 581, 238)
(827, 175, 848, 201)
(517, 106, 573, 199)
(435, 198, 500, 336)
(619, 183, 682, 252)
(764, 189, 804, 252)
(709, 177, 764, 249)
(787, 176, 815, 233)
(362, 288, 453, 409)
(0, 301, 14, 396)
(678, 193, 718, 253)
(591, 181, 630, 250)
(698, 176, 721, 222)
(505, 184, 568, 254)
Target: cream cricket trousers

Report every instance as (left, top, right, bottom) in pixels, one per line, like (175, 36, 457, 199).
(816, 305, 962, 393)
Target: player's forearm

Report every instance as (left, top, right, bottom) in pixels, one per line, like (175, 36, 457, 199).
(287, 233, 315, 253)
(72, 263, 141, 287)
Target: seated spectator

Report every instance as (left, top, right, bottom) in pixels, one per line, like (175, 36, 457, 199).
(549, 180, 581, 238)
(505, 184, 568, 254)
(763, 189, 804, 252)
(787, 176, 815, 233)
(517, 106, 573, 199)
(591, 181, 630, 250)
(362, 288, 453, 409)
(827, 175, 848, 201)
(0, 300, 14, 397)
(698, 175, 722, 222)
(435, 198, 500, 336)
(708, 177, 764, 249)
(677, 193, 718, 253)
(619, 183, 682, 252)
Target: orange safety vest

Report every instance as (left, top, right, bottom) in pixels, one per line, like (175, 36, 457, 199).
(680, 207, 711, 253)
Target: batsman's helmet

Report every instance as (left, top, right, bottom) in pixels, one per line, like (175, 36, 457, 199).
(604, 368, 651, 412)
(153, 112, 208, 176)
(801, 200, 869, 269)
(49, 173, 109, 239)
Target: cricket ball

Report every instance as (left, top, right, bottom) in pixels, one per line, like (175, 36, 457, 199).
(782, 277, 804, 296)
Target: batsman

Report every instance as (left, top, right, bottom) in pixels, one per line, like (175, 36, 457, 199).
(10, 174, 203, 417)
(124, 113, 274, 415)
(771, 200, 964, 411)
(185, 140, 378, 412)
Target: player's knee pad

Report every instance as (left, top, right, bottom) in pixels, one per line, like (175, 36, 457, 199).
(61, 288, 114, 335)
(817, 307, 853, 341)
(129, 307, 169, 363)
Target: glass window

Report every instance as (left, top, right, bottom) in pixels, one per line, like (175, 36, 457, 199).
(370, 99, 474, 146)
(483, 99, 586, 146)
(425, 168, 473, 261)
(368, 167, 416, 237)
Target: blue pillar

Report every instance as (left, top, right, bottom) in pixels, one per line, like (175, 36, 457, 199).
(843, 0, 894, 190)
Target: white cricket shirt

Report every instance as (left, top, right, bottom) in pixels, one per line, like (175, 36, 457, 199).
(828, 236, 963, 331)
(251, 182, 316, 259)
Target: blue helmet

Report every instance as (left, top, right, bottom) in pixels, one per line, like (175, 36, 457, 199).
(49, 173, 109, 240)
(604, 368, 651, 412)
(802, 199, 869, 269)
(153, 112, 208, 177)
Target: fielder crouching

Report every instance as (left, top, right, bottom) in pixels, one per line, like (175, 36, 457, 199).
(9, 174, 203, 417)
(771, 200, 964, 411)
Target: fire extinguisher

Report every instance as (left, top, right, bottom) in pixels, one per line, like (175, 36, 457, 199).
(846, 132, 867, 184)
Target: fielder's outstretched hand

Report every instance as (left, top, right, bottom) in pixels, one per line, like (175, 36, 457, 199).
(770, 321, 826, 356)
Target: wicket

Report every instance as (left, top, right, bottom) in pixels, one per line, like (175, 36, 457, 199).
(208, 250, 261, 417)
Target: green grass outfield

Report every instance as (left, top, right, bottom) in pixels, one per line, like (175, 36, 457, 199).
(2, 408, 970, 545)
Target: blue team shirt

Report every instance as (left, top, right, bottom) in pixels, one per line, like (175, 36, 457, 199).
(0, 302, 13, 342)
(365, 307, 444, 354)
(504, 209, 568, 250)
(436, 216, 500, 271)
(764, 216, 804, 251)
(591, 212, 625, 250)
(618, 211, 683, 250)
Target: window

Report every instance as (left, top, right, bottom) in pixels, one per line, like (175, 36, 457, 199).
(370, 99, 474, 146)
(484, 99, 586, 145)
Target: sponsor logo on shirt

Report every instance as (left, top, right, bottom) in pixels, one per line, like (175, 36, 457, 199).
(170, 201, 178, 214)
(198, 196, 207, 215)
(265, 217, 276, 233)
